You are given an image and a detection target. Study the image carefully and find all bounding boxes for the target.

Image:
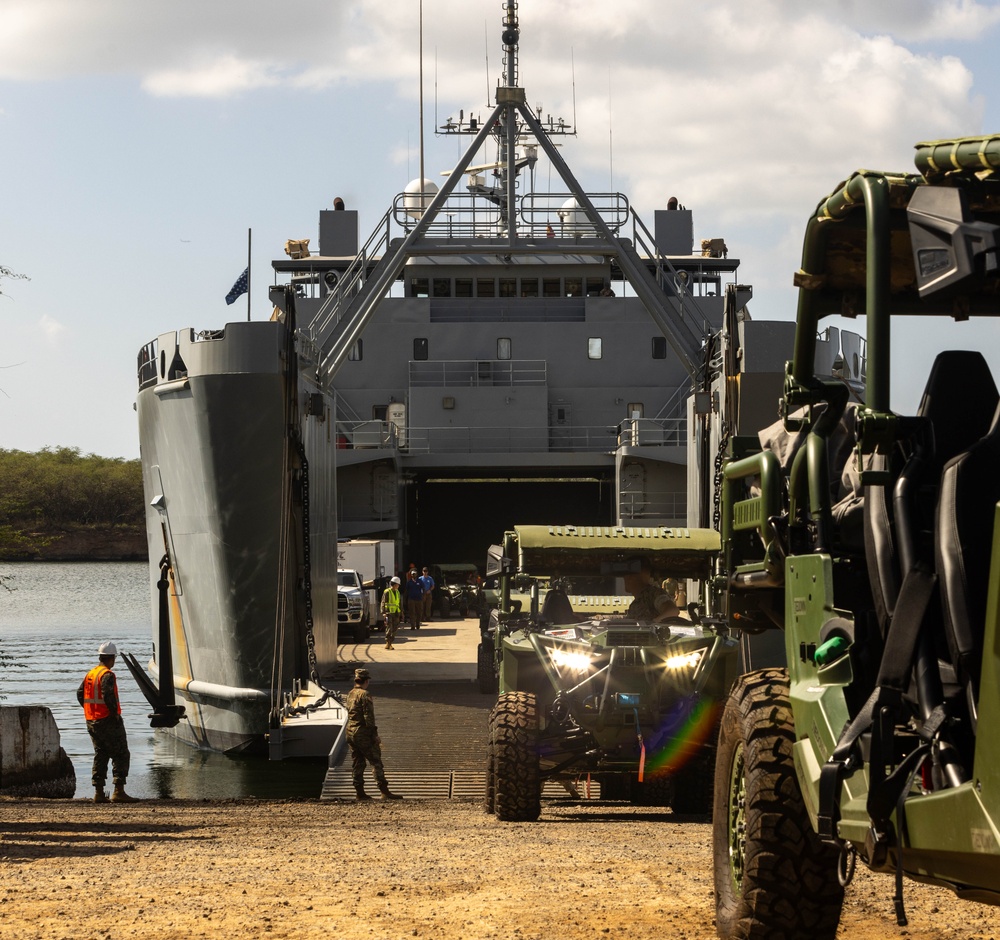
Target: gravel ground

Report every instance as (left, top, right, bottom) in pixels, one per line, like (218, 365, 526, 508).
(2, 797, 999, 940)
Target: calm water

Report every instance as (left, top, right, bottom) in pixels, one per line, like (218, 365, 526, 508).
(0, 561, 326, 799)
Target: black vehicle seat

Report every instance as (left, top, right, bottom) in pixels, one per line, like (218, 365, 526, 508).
(864, 350, 998, 637)
(936, 398, 1000, 732)
(540, 588, 576, 626)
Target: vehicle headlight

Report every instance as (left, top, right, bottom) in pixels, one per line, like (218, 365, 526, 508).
(549, 648, 593, 673)
(664, 650, 703, 671)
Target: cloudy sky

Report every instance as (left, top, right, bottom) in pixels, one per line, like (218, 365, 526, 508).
(2, 0, 1000, 458)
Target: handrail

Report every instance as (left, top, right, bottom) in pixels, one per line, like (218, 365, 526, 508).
(722, 450, 783, 557)
(307, 206, 394, 346)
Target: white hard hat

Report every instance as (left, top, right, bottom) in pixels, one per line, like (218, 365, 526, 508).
(390, 576, 400, 584)
(98, 641, 118, 656)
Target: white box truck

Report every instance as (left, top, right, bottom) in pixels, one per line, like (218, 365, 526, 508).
(336, 540, 397, 627)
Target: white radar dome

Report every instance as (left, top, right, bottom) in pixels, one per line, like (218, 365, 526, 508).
(404, 178, 440, 219)
(558, 197, 591, 234)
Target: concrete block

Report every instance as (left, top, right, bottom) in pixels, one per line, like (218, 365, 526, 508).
(0, 705, 76, 798)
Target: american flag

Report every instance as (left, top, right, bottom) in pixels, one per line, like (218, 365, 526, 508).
(225, 267, 249, 305)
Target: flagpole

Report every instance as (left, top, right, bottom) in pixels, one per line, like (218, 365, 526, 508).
(246, 227, 252, 321)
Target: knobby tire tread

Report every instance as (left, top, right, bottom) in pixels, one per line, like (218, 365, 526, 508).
(490, 691, 541, 822)
(713, 668, 843, 940)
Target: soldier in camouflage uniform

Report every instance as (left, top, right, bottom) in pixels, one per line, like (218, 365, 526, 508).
(77, 641, 138, 803)
(623, 559, 674, 621)
(345, 668, 402, 801)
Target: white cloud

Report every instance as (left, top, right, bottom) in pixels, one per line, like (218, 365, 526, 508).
(828, 0, 1000, 41)
(142, 55, 285, 98)
(39, 315, 65, 339)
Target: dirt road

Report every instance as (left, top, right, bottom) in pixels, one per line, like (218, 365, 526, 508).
(2, 798, 999, 940)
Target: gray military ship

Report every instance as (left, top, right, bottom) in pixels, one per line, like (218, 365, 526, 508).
(131, 2, 863, 758)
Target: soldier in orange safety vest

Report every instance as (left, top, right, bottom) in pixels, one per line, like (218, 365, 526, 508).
(76, 641, 138, 803)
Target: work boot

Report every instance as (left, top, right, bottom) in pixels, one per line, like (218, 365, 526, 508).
(94, 787, 109, 804)
(385, 642, 391, 649)
(111, 785, 139, 803)
(379, 786, 403, 800)
(355, 787, 373, 801)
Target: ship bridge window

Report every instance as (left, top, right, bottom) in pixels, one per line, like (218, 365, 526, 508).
(565, 278, 582, 297)
(410, 278, 429, 298)
(433, 278, 451, 298)
(520, 278, 539, 297)
(497, 338, 512, 360)
(652, 336, 667, 359)
(543, 278, 561, 298)
(477, 278, 496, 297)
(588, 337, 603, 360)
(414, 338, 428, 361)
(455, 278, 473, 298)
(587, 277, 606, 297)
(499, 278, 517, 298)
(348, 340, 363, 361)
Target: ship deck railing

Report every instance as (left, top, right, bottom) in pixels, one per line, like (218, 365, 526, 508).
(393, 191, 630, 239)
(333, 418, 688, 456)
(618, 489, 688, 522)
(616, 416, 686, 448)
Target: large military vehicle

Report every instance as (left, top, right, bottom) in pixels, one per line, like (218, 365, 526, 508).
(482, 524, 738, 821)
(713, 135, 1000, 937)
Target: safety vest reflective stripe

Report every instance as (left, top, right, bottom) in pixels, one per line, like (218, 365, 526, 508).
(82, 665, 121, 721)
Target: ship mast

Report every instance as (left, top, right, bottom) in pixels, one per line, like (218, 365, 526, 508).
(499, 0, 520, 237)
(301, 1, 712, 382)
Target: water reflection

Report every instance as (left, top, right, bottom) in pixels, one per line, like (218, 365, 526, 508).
(1, 561, 326, 799)
(148, 734, 327, 800)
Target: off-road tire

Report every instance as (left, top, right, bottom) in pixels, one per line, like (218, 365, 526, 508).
(713, 668, 843, 940)
(671, 707, 721, 817)
(484, 730, 496, 814)
(629, 774, 673, 806)
(439, 595, 452, 618)
(477, 641, 498, 694)
(352, 620, 370, 642)
(490, 691, 541, 821)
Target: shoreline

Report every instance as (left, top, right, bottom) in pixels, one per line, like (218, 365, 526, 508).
(0, 525, 146, 562)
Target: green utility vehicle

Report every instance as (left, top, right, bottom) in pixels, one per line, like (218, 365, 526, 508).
(714, 136, 1000, 937)
(483, 524, 738, 822)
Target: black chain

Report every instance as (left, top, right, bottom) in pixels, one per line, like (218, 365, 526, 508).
(285, 433, 343, 714)
(712, 417, 731, 532)
(296, 438, 317, 681)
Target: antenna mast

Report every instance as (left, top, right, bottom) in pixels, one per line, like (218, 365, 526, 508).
(419, 0, 426, 212)
(499, 0, 520, 235)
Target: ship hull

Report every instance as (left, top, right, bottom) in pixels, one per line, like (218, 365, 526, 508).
(137, 320, 338, 754)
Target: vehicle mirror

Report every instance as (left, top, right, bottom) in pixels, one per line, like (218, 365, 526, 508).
(908, 186, 1000, 296)
(486, 544, 509, 577)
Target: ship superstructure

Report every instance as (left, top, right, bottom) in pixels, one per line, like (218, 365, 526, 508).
(272, 1, 741, 566)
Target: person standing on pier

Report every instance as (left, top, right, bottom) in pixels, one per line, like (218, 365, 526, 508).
(77, 641, 138, 803)
(405, 569, 424, 629)
(381, 576, 402, 649)
(345, 668, 402, 801)
(419, 566, 435, 622)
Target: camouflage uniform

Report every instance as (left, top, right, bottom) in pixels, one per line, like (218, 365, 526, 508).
(627, 582, 667, 622)
(76, 669, 131, 789)
(345, 685, 389, 792)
